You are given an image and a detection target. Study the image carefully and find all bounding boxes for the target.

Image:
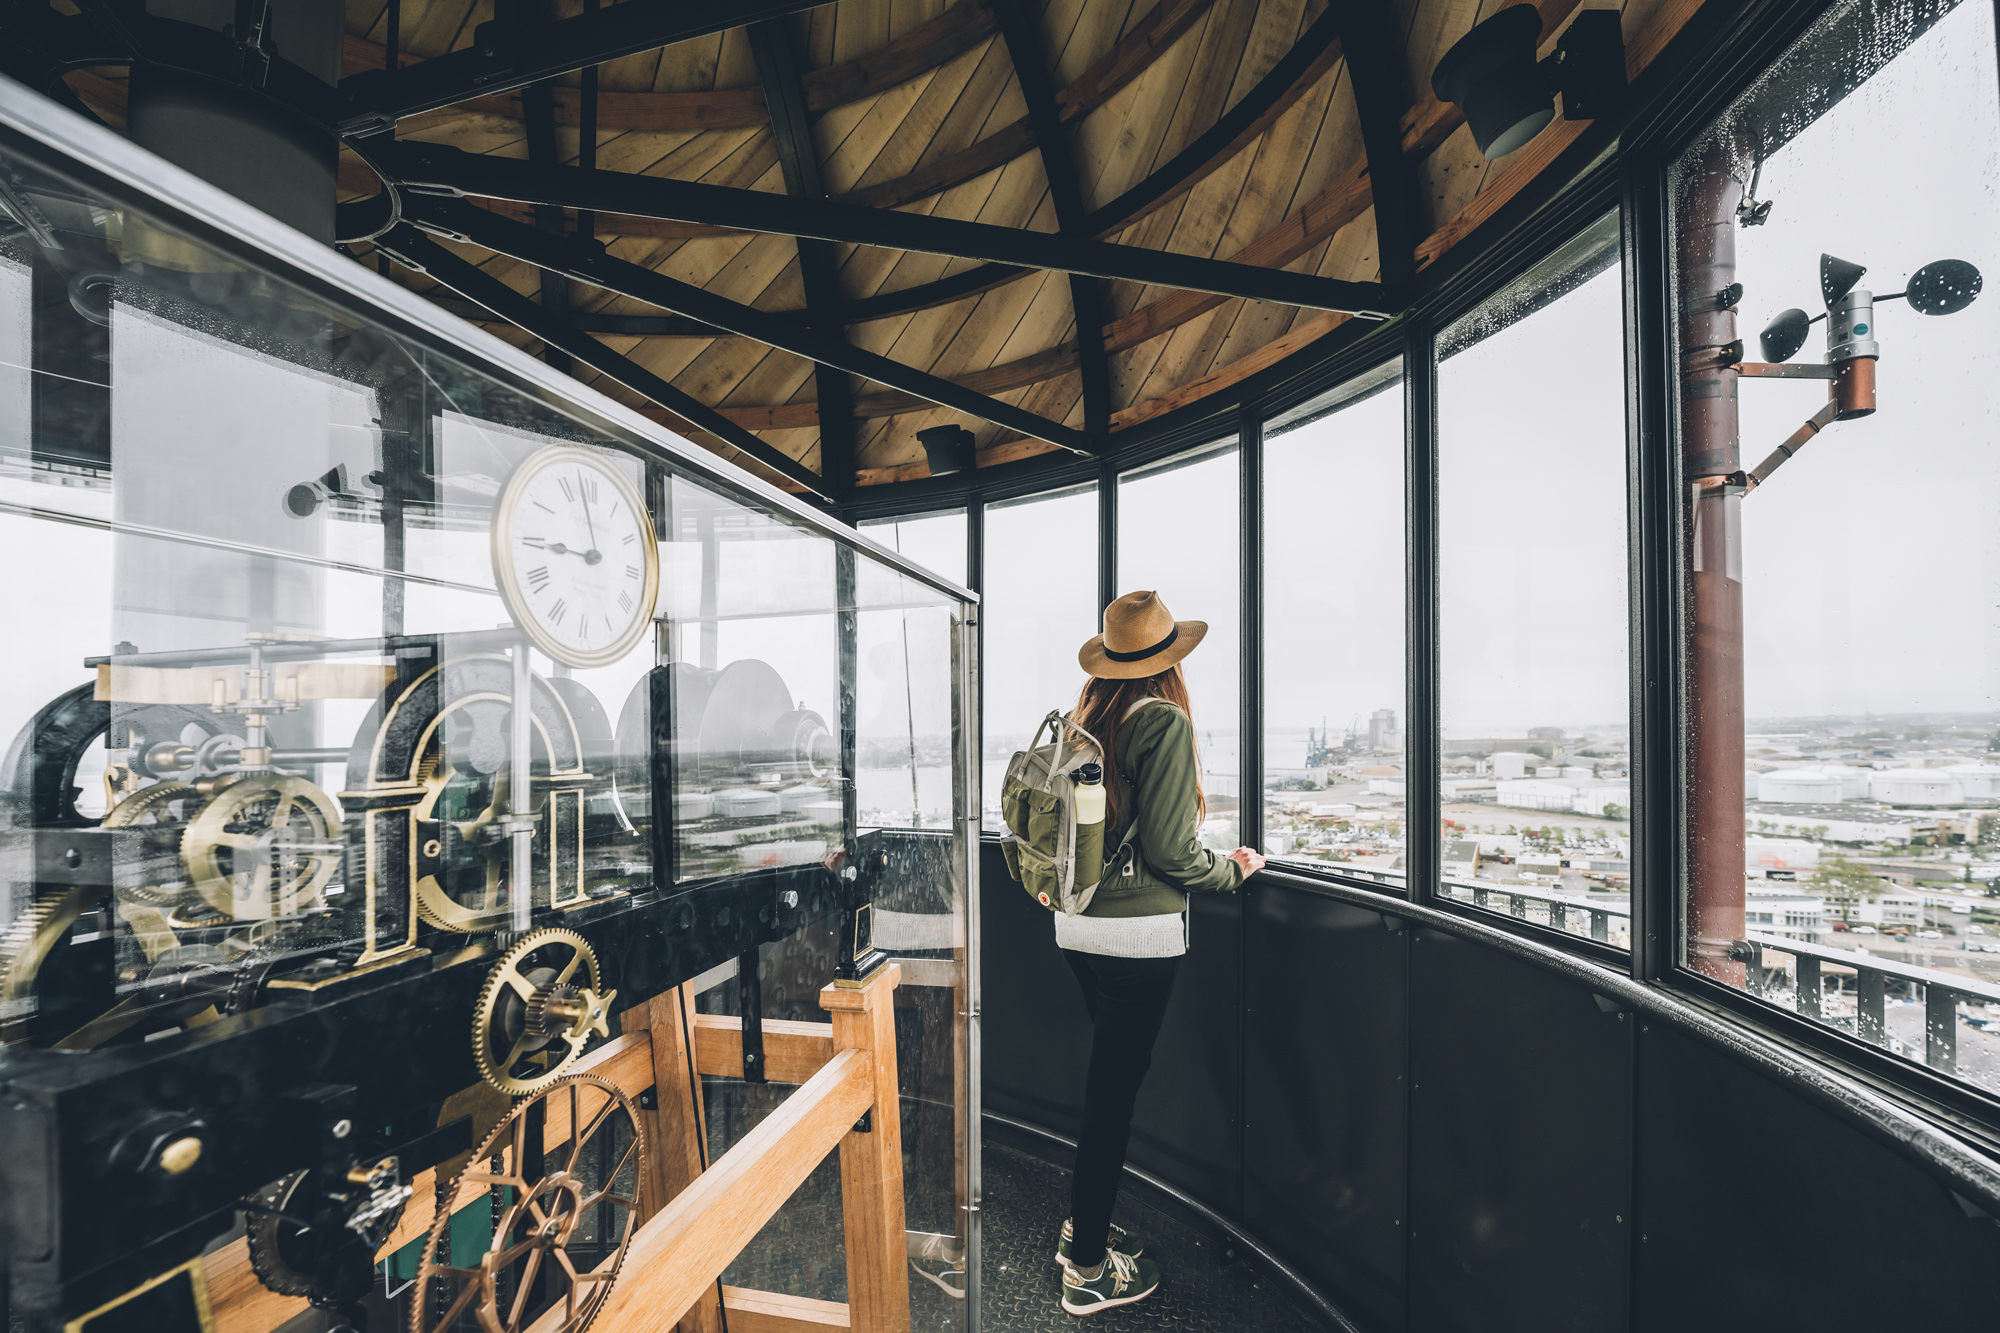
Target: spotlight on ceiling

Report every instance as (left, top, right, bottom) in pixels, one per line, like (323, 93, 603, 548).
(1903, 258, 1983, 316)
(1760, 307, 1813, 364)
(916, 424, 977, 478)
(1430, 6, 1627, 160)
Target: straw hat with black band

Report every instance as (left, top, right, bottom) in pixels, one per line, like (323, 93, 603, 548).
(1078, 590, 1208, 679)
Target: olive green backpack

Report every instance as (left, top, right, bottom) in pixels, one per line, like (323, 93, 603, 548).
(998, 707, 1145, 915)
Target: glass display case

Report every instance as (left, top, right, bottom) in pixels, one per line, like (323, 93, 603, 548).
(0, 79, 978, 1333)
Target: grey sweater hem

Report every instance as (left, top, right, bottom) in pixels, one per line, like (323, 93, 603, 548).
(1053, 910, 1187, 958)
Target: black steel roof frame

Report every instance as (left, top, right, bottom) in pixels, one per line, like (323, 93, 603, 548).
(375, 223, 838, 500)
(995, 0, 1110, 442)
(381, 141, 1399, 316)
(748, 15, 858, 496)
(400, 196, 1097, 455)
(838, 0, 1788, 517)
(333, 0, 831, 133)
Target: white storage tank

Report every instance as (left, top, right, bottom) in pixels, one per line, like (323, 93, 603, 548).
(1944, 764, 2000, 802)
(1756, 766, 1846, 803)
(1869, 769, 1965, 808)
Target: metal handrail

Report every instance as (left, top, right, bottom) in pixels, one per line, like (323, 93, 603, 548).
(1438, 874, 1629, 942)
(1429, 872, 2000, 1081)
(1258, 867, 2000, 1219)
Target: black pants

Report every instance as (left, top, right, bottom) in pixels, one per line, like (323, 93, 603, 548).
(1061, 949, 1181, 1269)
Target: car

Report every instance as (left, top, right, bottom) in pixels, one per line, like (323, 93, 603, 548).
(1970, 925, 1987, 935)
(1919, 929, 1943, 939)
(1852, 925, 1878, 935)
(1830, 921, 1850, 931)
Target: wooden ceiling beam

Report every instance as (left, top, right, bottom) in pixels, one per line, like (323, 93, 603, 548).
(339, 1, 996, 132)
(994, 0, 1109, 441)
(372, 225, 834, 499)
(385, 144, 1399, 316)
(406, 198, 1096, 454)
(828, 0, 1213, 213)
(1086, 8, 1343, 237)
(749, 16, 856, 496)
(334, 0, 828, 133)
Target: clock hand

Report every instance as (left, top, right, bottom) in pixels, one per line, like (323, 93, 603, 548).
(547, 540, 605, 565)
(577, 469, 601, 558)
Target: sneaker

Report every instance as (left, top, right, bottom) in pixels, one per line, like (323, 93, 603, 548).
(908, 1232, 966, 1299)
(1061, 1250, 1161, 1316)
(1054, 1218, 1148, 1267)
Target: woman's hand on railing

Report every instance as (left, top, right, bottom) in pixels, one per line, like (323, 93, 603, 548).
(1228, 846, 1267, 879)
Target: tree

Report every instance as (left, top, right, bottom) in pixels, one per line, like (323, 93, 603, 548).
(1812, 858, 1887, 921)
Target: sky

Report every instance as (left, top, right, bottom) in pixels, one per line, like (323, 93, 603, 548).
(1727, 0, 2000, 720)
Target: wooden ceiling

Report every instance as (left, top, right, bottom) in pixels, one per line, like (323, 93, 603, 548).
(71, 0, 1704, 494)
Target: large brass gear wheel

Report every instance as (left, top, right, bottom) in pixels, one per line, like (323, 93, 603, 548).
(182, 776, 342, 920)
(410, 1074, 642, 1333)
(473, 929, 615, 1095)
(0, 885, 100, 1039)
(102, 781, 199, 907)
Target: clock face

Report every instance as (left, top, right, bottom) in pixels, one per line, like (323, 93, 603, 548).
(493, 448, 659, 667)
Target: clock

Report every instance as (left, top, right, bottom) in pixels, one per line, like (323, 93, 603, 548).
(491, 446, 660, 668)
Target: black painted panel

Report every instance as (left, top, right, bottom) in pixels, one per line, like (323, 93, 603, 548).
(979, 841, 1245, 1216)
(1408, 928, 1633, 1333)
(982, 840, 1091, 1139)
(1244, 889, 1409, 1333)
(1125, 889, 1244, 1216)
(1634, 1024, 2000, 1332)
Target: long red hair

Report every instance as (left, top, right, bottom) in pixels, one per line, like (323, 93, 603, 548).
(1069, 663, 1203, 829)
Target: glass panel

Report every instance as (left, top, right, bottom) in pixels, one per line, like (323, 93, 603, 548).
(1438, 214, 1633, 947)
(1118, 443, 1241, 849)
(658, 477, 843, 879)
(1261, 364, 1406, 881)
(0, 118, 974, 1333)
(862, 509, 968, 589)
(857, 511, 967, 829)
(981, 484, 1098, 829)
(1673, 0, 2000, 1093)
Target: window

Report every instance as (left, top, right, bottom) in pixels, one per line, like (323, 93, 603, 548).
(1673, 0, 2000, 1095)
(856, 512, 966, 830)
(982, 485, 1098, 829)
(1119, 443, 1241, 849)
(1437, 214, 1633, 947)
(1261, 365, 1406, 879)
(860, 509, 968, 589)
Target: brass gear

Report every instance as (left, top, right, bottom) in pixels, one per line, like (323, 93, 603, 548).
(472, 929, 615, 1096)
(410, 1074, 642, 1333)
(0, 885, 100, 1038)
(181, 776, 341, 919)
(412, 756, 515, 933)
(102, 781, 199, 907)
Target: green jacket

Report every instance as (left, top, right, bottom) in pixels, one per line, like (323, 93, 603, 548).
(1085, 700, 1244, 917)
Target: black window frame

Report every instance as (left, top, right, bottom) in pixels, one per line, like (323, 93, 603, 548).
(840, 0, 2000, 1146)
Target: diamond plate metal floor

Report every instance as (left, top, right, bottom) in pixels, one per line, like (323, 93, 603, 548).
(709, 1080, 1333, 1331)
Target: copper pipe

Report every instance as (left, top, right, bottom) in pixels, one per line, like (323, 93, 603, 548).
(1678, 157, 1747, 984)
(1747, 401, 1839, 489)
(1834, 355, 1877, 419)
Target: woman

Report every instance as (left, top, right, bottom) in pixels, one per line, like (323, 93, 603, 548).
(1055, 590, 1265, 1316)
